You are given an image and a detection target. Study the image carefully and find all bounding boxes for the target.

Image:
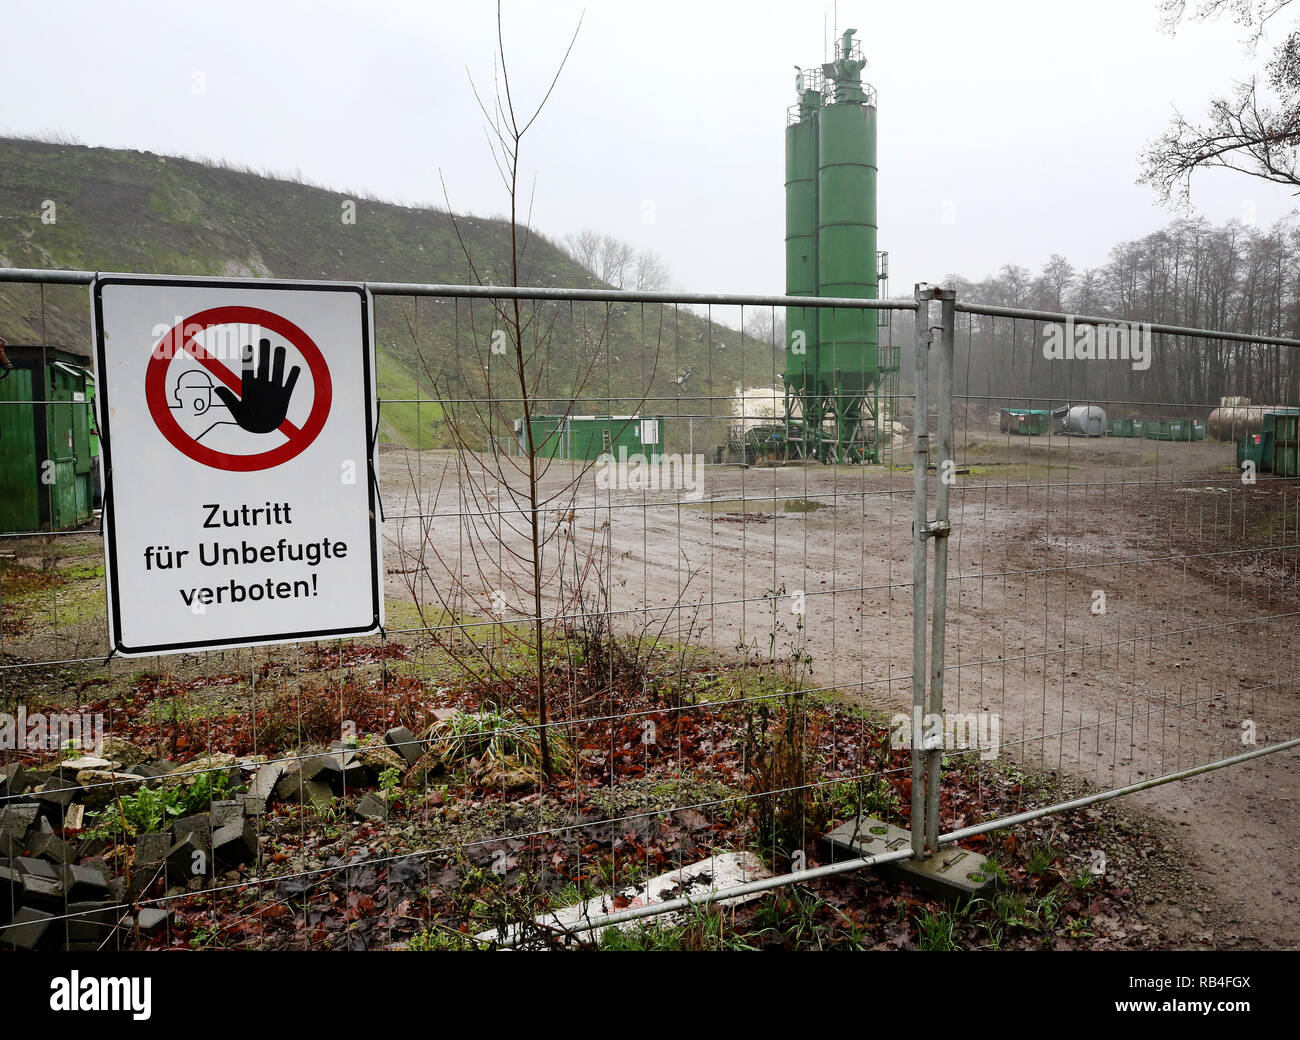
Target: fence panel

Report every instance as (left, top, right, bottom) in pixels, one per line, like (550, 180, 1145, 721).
(1, 270, 932, 949)
(931, 299, 1300, 864)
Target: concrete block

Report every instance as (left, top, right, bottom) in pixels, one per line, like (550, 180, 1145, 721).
(212, 819, 257, 867)
(14, 856, 58, 880)
(2, 906, 54, 949)
(0, 863, 21, 918)
(210, 800, 244, 830)
(60, 864, 109, 901)
(301, 779, 335, 808)
(171, 813, 212, 853)
(135, 830, 170, 861)
(166, 834, 209, 885)
(823, 815, 994, 902)
(353, 792, 389, 821)
(135, 907, 170, 932)
(385, 726, 422, 769)
(245, 762, 283, 813)
(36, 777, 82, 825)
(276, 771, 334, 807)
(318, 749, 366, 792)
(27, 832, 72, 865)
(0, 762, 27, 797)
(20, 872, 64, 907)
(0, 802, 39, 839)
(63, 901, 117, 947)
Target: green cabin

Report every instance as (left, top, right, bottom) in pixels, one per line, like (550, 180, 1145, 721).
(0, 346, 98, 532)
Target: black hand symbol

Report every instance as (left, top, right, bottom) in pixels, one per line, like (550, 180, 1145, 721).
(214, 338, 301, 434)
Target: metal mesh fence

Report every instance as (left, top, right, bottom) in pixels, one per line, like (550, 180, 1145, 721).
(1, 274, 926, 949)
(936, 300, 1300, 842)
(2, 272, 1298, 949)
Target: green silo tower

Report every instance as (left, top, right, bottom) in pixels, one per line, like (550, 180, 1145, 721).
(783, 28, 883, 463)
(784, 68, 823, 456)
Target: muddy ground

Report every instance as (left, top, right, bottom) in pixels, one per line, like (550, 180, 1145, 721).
(376, 428, 1300, 949)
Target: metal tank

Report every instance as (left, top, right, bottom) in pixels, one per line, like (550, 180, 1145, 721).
(1059, 405, 1107, 437)
(781, 28, 881, 463)
(816, 30, 877, 397)
(784, 69, 822, 410)
(1206, 405, 1297, 440)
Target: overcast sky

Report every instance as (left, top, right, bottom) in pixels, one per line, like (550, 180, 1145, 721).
(4, 0, 1297, 297)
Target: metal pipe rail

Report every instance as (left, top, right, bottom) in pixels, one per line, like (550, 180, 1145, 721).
(0, 267, 916, 311)
(955, 298, 1300, 349)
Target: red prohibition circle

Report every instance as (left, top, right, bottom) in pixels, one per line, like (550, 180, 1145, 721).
(145, 306, 333, 472)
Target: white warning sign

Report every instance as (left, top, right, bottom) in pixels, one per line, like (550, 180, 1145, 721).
(92, 275, 383, 656)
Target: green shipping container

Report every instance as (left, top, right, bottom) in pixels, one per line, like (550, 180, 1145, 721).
(1001, 408, 1051, 436)
(1275, 443, 1299, 477)
(0, 352, 95, 532)
(0, 368, 39, 531)
(518, 415, 664, 461)
(1273, 412, 1300, 477)
(1144, 419, 1196, 441)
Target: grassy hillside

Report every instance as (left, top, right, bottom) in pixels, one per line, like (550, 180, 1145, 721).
(0, 137, 779, 450)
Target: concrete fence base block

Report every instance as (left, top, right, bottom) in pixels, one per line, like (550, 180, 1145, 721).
(823, 815, 993, 902)
(474, 851, 772, 949)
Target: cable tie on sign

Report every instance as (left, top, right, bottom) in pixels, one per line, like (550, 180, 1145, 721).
(369, 397, 385, 523)
(98, 464, 112, 536)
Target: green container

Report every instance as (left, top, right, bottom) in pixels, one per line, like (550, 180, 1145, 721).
(1001, 408, 1051, 436)
(1107, 418, 1137, 437)
(1273, 412, 1300, 476)
(1191, 422, 1206, 441)
(1144, 419, 1195, 441)
(1238, 431, 1273, 471)
(520, 415, 663, 461)
(1268, 411, 1299, 443)
(0, 354, 94, 533)
(0, 368, 39, 531)
(1276, 443, 1299, 477)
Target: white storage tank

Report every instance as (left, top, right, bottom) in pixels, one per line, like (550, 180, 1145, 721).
(1063, 405, 1107, 437)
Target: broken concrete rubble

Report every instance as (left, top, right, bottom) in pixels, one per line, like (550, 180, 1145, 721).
(3, 721, 446, 950)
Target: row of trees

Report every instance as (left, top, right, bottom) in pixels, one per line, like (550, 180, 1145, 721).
(943, 216, 1300, 410)
(561, 229, 671, 292)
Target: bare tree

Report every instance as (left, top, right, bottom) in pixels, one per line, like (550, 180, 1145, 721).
(1143, 0, 1300, 199)
(398, 5, 669, 779)
(562, 229, 671, 291)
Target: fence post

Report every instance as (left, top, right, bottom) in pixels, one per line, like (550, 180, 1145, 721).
(910, 284, 939, 858)
(925, 288, 956, 854)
